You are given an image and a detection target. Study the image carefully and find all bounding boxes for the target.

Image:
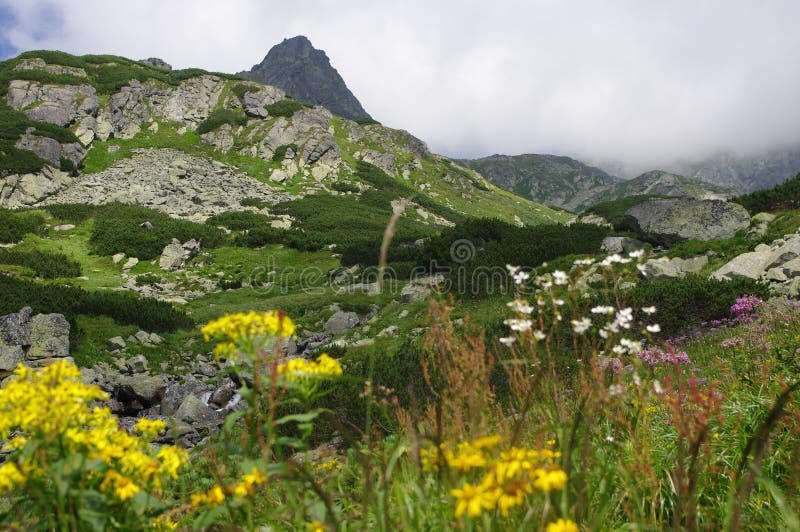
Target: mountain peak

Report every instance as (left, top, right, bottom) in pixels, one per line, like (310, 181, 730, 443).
(239, 35, 371, 121)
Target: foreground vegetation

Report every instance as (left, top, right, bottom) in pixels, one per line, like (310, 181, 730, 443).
(1, 252, 798, 530)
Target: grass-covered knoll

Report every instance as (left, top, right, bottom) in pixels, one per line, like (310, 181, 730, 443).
(584, 194, 669, 230)
(2, 50, 243, 96)
(733, 171, 800, 214)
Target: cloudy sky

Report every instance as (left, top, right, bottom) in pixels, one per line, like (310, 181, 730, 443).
(2, 0, 799, 174)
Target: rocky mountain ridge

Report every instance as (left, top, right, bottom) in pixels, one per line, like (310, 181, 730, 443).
(0, 50, 565, 226)
(239, 35, 371, 122)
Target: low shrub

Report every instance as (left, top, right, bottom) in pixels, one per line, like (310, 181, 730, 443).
(42, 203, 98, 223)
(240, 197, 269, 209)
(354, 117, 381, 126)
(0, 249, 81, 278)
(622, 275, 771, 336)
(330, 181, 359, 194)
(196, 109, 247, 135)
(265, 99, 308, 118)
(0, 275, 193, 332)
(88, 203, 227, 259)
(206, 211, 272, 231)
(0, 208, 45, 243)
(271, 143, 298, 161)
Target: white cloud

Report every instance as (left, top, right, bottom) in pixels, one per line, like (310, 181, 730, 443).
(2, 0, 800, 171)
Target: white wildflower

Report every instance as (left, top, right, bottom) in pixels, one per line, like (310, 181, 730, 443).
(628, 249, 645, 258)
(619, 337, 642, 354)
(507, 299, 534, 314)
(553, 270, 569, 285)
(591, 305, 615, 315)
(642, 306, 657, 315)
(499, 336, 516, 346)
(608, 384, 624, 396)
(571, 317, 592, 334)
(633, 373, 642, 386)
(646, 324, 661, 333)
(533, 330, 546, 341)
(653, 380, 663, 394)
(504, 319, 532, 332)
(553, 298, 565, 306)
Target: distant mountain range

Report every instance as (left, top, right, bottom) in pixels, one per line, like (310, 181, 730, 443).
(458, 155, 732, 212)
(239, 36, 371, 122)
(669, 147, 800, 193)
(457, 154, 620, 212)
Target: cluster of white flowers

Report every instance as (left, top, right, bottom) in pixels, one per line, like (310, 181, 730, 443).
(507, 299, 534, 314)
(504, 318, 533, 332)
(590, 305, 615, 315)
(573, 258, 595, 266)
(552, 270, 569, 285)
(506, 264, 530, 286)
(599, 253, 632, 267)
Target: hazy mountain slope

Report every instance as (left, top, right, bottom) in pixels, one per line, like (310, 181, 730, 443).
(669, 147, 800, 194)
(590, 170, 733, 204)
(458, 153, 620, 212)
(239, 36, 371, 121)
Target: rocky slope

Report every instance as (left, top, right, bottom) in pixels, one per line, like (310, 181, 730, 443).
(0, 50, 565, 226)
(458, 153, 620, 212)
(239, 35, 371, 121)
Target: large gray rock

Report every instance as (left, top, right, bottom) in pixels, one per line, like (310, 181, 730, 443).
(625, 198, 750, 246)
(152, 75, 226, 128)
(26, 314, 70, 359)
(641, 256, 708, 279)
(15, 130, 62, 165)
(323, 311, 360, 334)
(0, 165, 73, 208)
(712, 233, 800, 281)
(159, 238, 200, 271)
(6, 80, 99, 126)
(174, 394, 220, 426)
(241, 85, 285, 118)
(109, 80, 150, 138)
(601, 236, 645, 254)
(0, 308, 70, 370)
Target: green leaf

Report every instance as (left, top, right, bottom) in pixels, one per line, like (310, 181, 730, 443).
(275, 409, 325, 425)
(192, 505, 229, 531)
(77, 489, 109, 532)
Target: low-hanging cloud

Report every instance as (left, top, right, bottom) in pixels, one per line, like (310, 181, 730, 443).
(2, 0, 799, 173)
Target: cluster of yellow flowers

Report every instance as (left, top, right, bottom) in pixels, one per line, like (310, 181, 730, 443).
(190, 467, 268, 506)
(0, 360, 188, 502)
(278, 353, 343, 382)
(421, 434, 572, 524)
(201, 311, 297, 360)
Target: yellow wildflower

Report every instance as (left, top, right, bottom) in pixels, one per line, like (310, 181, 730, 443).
(532, 468, 568, 492)
(307, 521, 325, 532)
(547, 518, 579, 532)
(100, 470, 140, 501)
(278, 353, 343, 382)
(191, 485, 226, 506)
(134, 418, 167, 440)
(202, 311, 296, 343)
(0, 462, 25, 493)
(451, 482, 495, 518)
(157, 446, 189, 478)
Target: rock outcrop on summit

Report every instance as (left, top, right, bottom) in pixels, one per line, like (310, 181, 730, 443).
(240, 35, 371, 121)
